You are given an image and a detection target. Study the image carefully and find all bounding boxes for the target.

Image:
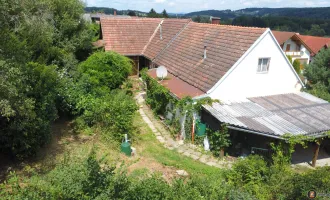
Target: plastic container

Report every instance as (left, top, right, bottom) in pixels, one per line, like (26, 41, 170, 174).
(196, 122, 206, 136)
(120, 141, 132, 156)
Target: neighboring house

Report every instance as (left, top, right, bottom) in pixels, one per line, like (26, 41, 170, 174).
(298, 35, 330, 60)
(100, 18, 330, 164)
(272, 30, 330, 65)
(272, 31, 311, 65)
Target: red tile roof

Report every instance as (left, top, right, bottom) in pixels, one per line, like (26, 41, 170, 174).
(297, 35, 330, 55)
(143, 18, 191, 60)
(147, 69, 205, 99)
(101, 18, 267, 96)
(154, 22, 266, 92)
(272, 31, 296, 45)
(100, 18, 162, 55)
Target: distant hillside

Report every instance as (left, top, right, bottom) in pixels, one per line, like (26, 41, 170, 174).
(185, 7, 330, 20)
(85, 7, 147, 16)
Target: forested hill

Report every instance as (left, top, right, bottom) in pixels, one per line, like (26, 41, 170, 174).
(185, 7, 330, 20)
(85, 7, 147, 16)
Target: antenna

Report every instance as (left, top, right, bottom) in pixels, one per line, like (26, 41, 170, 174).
(204, 45, 207, 59)
(156, 66, 167, 81)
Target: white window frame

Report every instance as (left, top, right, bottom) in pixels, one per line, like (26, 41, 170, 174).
(257, 58, 271, 73)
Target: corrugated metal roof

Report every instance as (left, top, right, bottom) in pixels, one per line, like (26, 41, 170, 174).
(203, 93, 330, 137)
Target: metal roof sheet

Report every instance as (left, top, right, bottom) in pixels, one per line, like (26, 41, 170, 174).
(203, 93, 330, 137)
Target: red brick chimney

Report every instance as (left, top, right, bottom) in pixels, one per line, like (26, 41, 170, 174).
(210, 17, 220, 24)
(114, 10, 117, 16)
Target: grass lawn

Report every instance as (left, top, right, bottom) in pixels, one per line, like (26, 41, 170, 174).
(132, 113, 223, 177)
(0, 111, 222, 183)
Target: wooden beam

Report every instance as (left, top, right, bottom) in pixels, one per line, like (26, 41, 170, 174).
(137, 57, 140, 76)
(312, 140, 321, 167)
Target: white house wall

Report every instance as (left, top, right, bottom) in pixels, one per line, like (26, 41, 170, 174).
(209, 31, 302, 101)
(283, 39, 310, 63)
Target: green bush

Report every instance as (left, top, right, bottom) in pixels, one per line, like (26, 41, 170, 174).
(287, 167, 330, 199)
(207, 125, 231, 157)
(2, 149, 330, 200)
(226, 155, 271, 199)
(141, 69, 173, 115)
(78, 51, 133, 95)
(293, 59, 301, 74)
(0, 151, 251, 200)
(0, 62, 60, 158)
(75, 90, 138, 141)
(304, 48, 330, 101)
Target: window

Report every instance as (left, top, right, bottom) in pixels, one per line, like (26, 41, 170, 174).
(257, 58, 270, 73)
(286, 44, 291, 51)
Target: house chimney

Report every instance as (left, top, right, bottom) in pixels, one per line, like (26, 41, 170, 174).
(114, 10, 117, 16)
(210, 16, 221, 24)
(204, 45, 207, 59)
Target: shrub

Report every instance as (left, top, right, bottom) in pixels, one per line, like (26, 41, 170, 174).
(75, 90, 138, 141)
(141, 69, 173, 115)
(293, 59, 301, 74)
(78, 51, 132, 95)
(288, 167, 330, 199)
(0, 62, 60, 159)
(226, 155, 271, 199)
(208, 125, 231, 157)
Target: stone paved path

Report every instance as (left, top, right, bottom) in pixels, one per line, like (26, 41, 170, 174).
(136, 92, 232, 169)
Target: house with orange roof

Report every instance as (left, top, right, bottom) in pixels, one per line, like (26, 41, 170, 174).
(272, 30, 330, 65)
(99, 18, 330, 166)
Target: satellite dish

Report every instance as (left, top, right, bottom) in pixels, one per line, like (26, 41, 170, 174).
(156, 66, 168, 80)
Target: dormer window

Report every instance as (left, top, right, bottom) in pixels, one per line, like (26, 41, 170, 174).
(257, 58, 270, 73)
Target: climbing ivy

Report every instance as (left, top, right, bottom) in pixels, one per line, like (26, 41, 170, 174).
(141, 69, 218, 141)
(271, 132, 330, 166)
(141, 69, 174, 115)
(208, 124, 231, 157)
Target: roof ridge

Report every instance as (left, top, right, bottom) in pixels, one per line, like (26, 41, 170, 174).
(142, 19, 164, 55)
(190, 21, 267, 30)
(151, 19, 192, 61)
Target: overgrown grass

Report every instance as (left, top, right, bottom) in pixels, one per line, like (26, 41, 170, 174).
(133, 113, 223, 177)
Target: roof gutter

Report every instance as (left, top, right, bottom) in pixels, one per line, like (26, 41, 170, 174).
(227, 125, 284, 140)
(228, 125, 329, 141)
(192, 93, 210, 100)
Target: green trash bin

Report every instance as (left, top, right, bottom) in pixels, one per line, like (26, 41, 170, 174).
(121, 141, 132, 156)
(196, 122, 206, 136)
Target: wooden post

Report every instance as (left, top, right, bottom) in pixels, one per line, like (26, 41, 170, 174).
(220, 149, 225, 158)
(137, 57, 140, 76)
(312, 140, 321, 167)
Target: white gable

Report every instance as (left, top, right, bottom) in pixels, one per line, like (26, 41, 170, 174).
(207, 29, 303, 101)
(282, 38, 311, 64)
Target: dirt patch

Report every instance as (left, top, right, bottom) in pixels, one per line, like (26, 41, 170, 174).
(126, 157, 179, 182)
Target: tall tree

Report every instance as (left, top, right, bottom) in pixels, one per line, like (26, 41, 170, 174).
(304, 48, 330, 101)
(308, 24, 326, 36)
(162, 9, 169, 18)
(127, 10, 136, 16)
(148, 8, 159, 18)
(0, 0, 94, 158)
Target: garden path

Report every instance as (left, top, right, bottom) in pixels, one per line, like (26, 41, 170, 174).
(135, 92, 232, 169)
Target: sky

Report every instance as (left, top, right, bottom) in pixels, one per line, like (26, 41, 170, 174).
(85, 0, 330, 13)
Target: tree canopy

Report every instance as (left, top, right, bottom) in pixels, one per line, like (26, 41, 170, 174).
(304, 48, 330, 102)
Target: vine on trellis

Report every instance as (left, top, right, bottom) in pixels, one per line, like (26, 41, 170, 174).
(141, 69, 218, 140)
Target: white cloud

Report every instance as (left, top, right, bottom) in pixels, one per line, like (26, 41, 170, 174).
(168, 2, 175, 6)
(155, 0, 166, 3)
